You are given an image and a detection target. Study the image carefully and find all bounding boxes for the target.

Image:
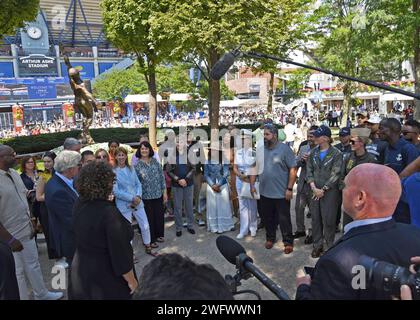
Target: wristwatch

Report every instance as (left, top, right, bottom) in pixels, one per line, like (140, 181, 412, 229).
(322, 186, 330, 191)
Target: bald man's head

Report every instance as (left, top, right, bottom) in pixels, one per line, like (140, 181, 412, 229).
(342, 163, 401, 220)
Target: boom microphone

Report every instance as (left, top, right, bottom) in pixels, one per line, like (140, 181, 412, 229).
(216, 235, 290, 300)
(216, 235, 248, 265)
(209, 50, 242, 80)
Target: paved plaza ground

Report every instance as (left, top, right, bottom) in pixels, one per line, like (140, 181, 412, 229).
(35, 192, 342, 300)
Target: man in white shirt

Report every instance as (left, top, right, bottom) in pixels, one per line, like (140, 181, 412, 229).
(284, 119, 297, 149)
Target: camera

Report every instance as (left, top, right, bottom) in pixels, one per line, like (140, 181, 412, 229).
(359, 255, 420, 300)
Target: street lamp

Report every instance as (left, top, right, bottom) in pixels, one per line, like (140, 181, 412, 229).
(210, 50, 420, 101)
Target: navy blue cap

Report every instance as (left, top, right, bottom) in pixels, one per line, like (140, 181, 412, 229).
(339, 127, 351, 137)
(313, 125, 332, 138)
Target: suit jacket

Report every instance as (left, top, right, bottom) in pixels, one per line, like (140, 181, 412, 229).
(45, 173, 78, 261)
(296, 219, 420, 300)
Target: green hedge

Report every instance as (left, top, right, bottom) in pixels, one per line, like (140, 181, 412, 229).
(1, 124, 265, 154)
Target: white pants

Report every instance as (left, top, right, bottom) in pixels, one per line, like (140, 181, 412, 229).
(13, 237, 49, 300)
(121, 207, 151, 246)
(238, 196, 258, 235)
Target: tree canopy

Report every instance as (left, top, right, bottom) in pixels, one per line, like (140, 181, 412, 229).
(0, 0, 40, 37)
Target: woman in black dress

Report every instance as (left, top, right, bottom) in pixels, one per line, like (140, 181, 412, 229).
(70, 162, 137, 300)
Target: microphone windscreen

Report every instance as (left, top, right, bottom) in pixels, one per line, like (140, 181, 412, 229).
(216, 235, 246, 265)
(209, 52, 237, 80)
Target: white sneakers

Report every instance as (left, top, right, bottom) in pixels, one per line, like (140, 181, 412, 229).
(54, 258, 69, 269)
(237, 231, 257, 239)
(36, 291, 64, 300)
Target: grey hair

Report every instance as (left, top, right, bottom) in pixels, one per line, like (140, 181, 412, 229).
(63, 137, 81, 150)
(54, 150, 81, 173)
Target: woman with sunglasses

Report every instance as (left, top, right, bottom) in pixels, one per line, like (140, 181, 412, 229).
(340, 127, 377, 226)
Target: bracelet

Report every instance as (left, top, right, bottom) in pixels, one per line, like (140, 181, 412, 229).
(7, 236, 16, 246)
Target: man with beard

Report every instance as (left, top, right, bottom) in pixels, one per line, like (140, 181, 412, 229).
(402, 119, 420, 151)
(250, 124, 297, 254)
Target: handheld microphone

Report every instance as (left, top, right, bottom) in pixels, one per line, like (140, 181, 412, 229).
(216, 236, 290, 300)
(209, 50, 242, 80)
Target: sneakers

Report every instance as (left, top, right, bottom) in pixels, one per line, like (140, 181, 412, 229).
(37, 291, 64, 300)
(236, 233, 245, 239)
(187, 228, 196, 235)
(183, 222, 188, 228)
(250, 231, 257, 237)
(197, 219, 206, 226)
(54, 258, 69, 269)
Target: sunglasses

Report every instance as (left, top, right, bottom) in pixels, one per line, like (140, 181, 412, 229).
(96, 155, 107, 159)
(350, 140, 360, 145)
(402, 131, 416, 135)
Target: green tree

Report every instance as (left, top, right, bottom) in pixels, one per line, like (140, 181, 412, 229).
(243, 1, 312, 112)
(154, 0, 314, 139)
(309, 1, 408, 125)
(366, 0, 420, 120)
(281, 69, 312, 103)
(0, 0, 39, 37)
(101, 0, 174, 148)
(93, 66, 148, 101)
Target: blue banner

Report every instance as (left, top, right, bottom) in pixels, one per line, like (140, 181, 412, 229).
(27, 84, 57, 99)
(0, 62, 14, 77)
(61, 62, 95, 79)
(99, 62, 117, 74)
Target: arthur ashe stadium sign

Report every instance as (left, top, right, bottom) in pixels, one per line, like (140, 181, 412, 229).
(18, 54, 58, 76)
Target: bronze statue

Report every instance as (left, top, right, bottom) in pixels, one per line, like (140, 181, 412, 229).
(63, 55, 99, 144)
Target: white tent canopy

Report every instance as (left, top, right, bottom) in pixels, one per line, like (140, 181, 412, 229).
(124, 94, 163, 103)
(381, 93, 414, 101)
(125, 93, 195, 103)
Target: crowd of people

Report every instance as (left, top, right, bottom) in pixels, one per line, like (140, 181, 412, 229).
(0, 106, 420, 300)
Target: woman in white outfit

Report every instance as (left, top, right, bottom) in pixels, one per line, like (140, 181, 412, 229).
(113, 147, 156, 256)
(233, 129, 258, 239)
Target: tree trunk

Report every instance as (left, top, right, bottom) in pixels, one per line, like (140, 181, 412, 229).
(147, 71, 158, 149)
(341, 82, 352, 127)
(208, 48, 221, 144)
(413, 0, 420, 121)
(267, 71, 275, 113)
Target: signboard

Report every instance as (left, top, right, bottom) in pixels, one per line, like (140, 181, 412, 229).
(61, 62, 95, 79)
(0, 62, 14, 77)
(18, 54, 58, 76)
(27, 83, 57, 99)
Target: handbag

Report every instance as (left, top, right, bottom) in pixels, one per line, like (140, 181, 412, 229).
(240, 181, 260, 200)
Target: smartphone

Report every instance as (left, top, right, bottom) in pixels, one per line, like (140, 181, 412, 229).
(304, 266, 315, 278)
